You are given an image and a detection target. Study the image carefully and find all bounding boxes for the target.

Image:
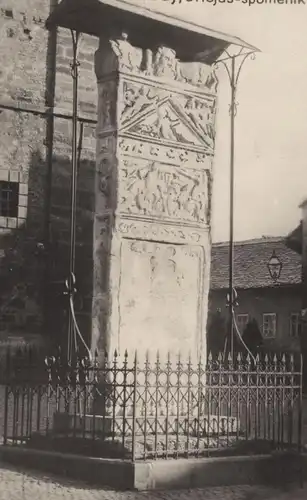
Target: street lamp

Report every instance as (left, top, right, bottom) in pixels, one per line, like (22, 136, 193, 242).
(267, 250, 282, 282)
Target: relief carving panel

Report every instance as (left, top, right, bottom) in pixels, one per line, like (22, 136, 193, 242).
(93, 216, 111, 295)
(119, 80, 216, 152)
(119, 240, 203, 356)
(97, 80, 117, 131)
(96, 135, 117, 212)
(118, 137, 211, 167)
(119, 159, 209, 225)
(117, 219, 207, 245)
(93, 34, 216, 358)
(109, 33, 143, 73)
(95, 34, 218, 93)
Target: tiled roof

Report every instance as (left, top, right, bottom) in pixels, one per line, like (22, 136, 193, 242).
(210, 237, 302, 290)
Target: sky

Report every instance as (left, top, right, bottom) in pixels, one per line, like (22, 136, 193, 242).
(131, 0, 307, 242)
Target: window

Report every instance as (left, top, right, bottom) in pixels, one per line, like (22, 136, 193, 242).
(0, 181, 19, 218)
(237, 314, 249, 333)
(289, 313, 302, 338)
(262, 313, 277, 339)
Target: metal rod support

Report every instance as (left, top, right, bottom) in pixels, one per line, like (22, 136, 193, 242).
(217, 49, 256, 359)
(229, 55, 235, 360)
(67, 30, 80, 362)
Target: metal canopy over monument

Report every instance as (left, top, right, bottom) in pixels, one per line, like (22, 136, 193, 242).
(46, 0, 257, 62)
(46, 0, 258, 361)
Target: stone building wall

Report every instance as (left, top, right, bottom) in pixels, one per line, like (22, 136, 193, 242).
(0, 0, 98, 347)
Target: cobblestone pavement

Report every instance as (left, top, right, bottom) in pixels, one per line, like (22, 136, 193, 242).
(0, 463, 306, 500)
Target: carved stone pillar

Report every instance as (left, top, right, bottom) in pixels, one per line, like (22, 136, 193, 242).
(92, 33, 218, 361)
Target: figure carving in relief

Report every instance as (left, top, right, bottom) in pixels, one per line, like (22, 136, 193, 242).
(120, 161, 207, 224)
(121, 82, 158, 123)
(135, 106, 193, 144)
(178, 62, 218, 92)
(153, 46, 180, 80)
(99, 171, 110, 198)
(94, 219, 110, 291)
(145, 49, 153, 75)
(98, 157, 113, 209)
(121, 81, 215, 148)
(178, 62, 210, 87)
(150, 247, 176, 278)
(99, 83, 115, 129)
(204, 70, 219, 93)
(110, 32, 143, 73)
(184, 97, 215, 148)
(148, 246, 186, 291)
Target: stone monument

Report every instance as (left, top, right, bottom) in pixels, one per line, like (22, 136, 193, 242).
(46, 0, 255, 362)
(92, 35, 217, 361)
(46, 0, 256, 446)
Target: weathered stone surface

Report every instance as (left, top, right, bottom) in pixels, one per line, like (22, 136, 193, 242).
(92, 33, 218, 359)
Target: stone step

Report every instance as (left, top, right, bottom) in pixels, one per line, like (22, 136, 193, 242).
(53, 411, 239, 437)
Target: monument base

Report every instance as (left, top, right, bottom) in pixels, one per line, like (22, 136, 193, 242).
(52, 411, 239, 443)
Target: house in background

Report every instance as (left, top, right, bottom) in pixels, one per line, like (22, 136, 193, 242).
(286, 200, 307, 386)
(209, 237, 302, 353)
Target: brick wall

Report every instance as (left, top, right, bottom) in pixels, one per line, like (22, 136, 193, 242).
(209, 286, 302, 353)
(0, 0, 98, 349)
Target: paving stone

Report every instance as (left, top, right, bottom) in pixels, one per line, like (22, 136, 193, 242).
(0, 463, 305, 500)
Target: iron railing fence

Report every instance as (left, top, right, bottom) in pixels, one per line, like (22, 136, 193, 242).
(1, 348, 303, 461)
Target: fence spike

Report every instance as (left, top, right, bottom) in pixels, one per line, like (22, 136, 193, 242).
(273, 353, 278, 363)
(217, 351, 223, 363)
(93, 349, 99, 366)
(177, 351, 182, 366)
(227, 351, 232, 363)
(92, 348, 97, 363)
(208, 351, 213, 362)
(236, 352, 242, 363)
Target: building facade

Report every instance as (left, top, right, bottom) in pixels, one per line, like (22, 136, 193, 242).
(209, 237, 302, 353)
(286, 200, 307, 385)
(0, 0, 98, 349)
